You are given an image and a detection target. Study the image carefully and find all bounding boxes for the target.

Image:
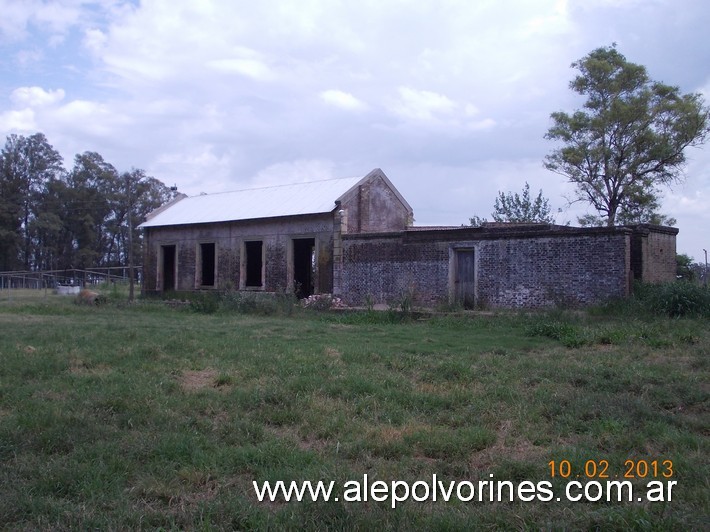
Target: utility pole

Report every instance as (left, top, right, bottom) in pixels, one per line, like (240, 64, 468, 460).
(126, 172, 135, 302)
(704, 249, 708, 289)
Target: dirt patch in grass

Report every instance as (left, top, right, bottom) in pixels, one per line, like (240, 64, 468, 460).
(469, 420, 546, 470)
(179, 368, 219, 391)
(264, 424, 331, 453)
(323, 346, 343, 363)
(367, 422, 432, 444)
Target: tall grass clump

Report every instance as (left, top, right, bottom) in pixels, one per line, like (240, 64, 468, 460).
(524, 317, 589, 347)
(186, 291, 221, 314)
(634, 281, 710, 318)
(592, 281, 710, 319)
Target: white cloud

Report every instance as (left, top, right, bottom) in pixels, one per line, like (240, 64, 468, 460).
(52, 99, 132, 137)
(386, 87, 496, 132)
(464, 104, 480, 117)
(391, 87, 457, 121)
(83, 27, 107, 55)
(207, 58, 274, 81)
(11, 86, 65, 107)
(524, 0, 571, 36)
(319, 90, 367, 111)
(0, 108, 36, 131)
(154, 145, 237, 194)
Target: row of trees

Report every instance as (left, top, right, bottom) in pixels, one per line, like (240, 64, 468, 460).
(0, 132, 176, 272)
(472, 45, 709, 228)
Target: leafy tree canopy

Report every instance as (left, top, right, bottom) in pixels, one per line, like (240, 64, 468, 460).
(0, 132, 176, 271)
(470, 182, 554, 226)
(544, 45, 709, 227)
(676, 253, 695, 281)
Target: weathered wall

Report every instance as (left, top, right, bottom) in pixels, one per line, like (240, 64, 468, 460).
(629, 225, 678, 283)
(143, 213, 335, 294)
(340, 226, 634, 309)
(339, 172, 412, 233)
(339, 233, 450, 306)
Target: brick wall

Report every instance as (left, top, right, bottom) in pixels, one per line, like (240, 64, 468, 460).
(340, 234, 450, 306)
(341, 226, 634, 309)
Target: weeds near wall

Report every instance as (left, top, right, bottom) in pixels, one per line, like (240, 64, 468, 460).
(525, 307, 703, 348)
(594, 281, 710, 319)
(634, 281, 710, 318)
(223, 290, 298, 315)
(182, 290, 299, 316)
(187, 291, 220, 314)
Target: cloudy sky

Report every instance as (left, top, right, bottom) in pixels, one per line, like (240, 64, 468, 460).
(1, 0, 709, 260)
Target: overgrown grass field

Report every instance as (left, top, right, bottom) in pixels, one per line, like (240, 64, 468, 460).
(0, 292, 707, 530)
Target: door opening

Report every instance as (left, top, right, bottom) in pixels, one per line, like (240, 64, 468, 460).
(200, 242, 215, 287)
(293, 238, 316, 298)
(161, 245, 176, 292)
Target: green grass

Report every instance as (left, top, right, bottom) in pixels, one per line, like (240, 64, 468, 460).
(0, 295, 707, 529)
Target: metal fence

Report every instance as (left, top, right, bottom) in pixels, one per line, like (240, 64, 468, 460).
(0, 267, 142, 293)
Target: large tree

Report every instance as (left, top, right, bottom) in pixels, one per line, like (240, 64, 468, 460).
(0, 133, 64, 269)
(544, 45, 709, 226)
(65, 152, 120, 269)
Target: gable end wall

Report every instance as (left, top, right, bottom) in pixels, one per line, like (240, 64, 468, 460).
(338, 172, 412, 233)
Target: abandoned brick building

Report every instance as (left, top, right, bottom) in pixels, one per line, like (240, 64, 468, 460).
(140, 168, 678, 309)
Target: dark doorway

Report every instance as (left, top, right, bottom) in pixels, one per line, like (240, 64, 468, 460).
(293, 238, 316, 298)
(162, 245, 176, 292)
(455, 249, 475, 309)
(245, 240, 263, 287)
(200, 242, 215, 286)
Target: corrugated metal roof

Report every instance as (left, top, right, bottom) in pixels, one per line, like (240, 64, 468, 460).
(139, 175, 364, 228)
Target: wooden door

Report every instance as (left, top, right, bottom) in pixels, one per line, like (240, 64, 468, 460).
(455, 249, 475, 309)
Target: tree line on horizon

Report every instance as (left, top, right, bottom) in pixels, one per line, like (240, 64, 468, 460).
(0, 132, 176, 273)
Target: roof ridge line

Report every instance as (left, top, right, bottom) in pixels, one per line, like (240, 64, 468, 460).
(190, 175, 362, 197)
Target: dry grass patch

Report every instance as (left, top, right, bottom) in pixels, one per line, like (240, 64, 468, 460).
(469, 420, 546, 471)
(179, 368, 219, 391)
(323, 346, 343, 364)
(67, 357, 112, 377)
(32, 389, 69, 402)
(369, 422, 432, 444)
(264, 424, 331, 453)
